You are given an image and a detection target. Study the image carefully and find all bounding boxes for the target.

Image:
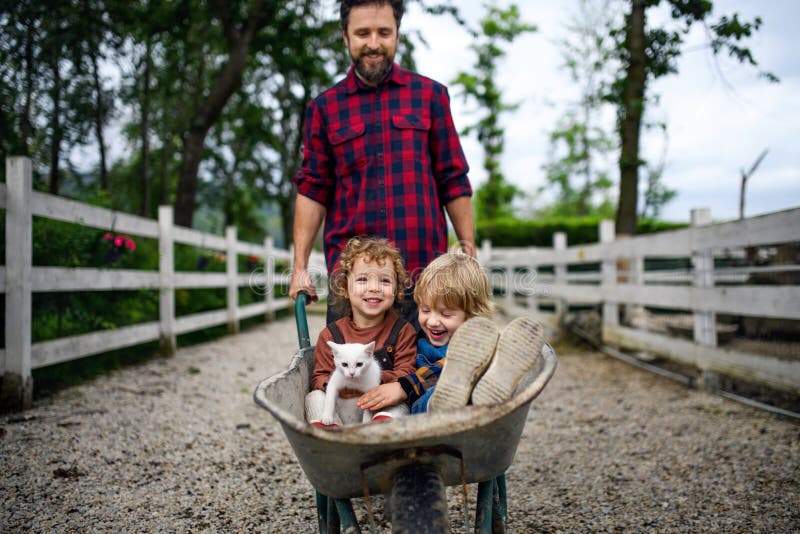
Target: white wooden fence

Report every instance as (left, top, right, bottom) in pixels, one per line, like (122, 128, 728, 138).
(480, 207, 800, 395)
(3, 152, 798, 409)
(1, 156, 325, 410)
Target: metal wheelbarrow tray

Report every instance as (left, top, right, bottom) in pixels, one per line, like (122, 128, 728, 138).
(253, 341, 557, 500)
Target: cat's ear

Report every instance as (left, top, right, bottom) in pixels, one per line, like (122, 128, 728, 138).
(326, 340, 340, 354)
(364, 341, 376, 355)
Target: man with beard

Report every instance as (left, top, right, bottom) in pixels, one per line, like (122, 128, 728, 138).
(290, 0, 475, 328)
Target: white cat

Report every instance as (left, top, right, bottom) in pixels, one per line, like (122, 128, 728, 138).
(321, 341, 381, 426)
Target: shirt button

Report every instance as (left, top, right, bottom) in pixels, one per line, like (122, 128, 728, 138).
(379, 179, 384, 186)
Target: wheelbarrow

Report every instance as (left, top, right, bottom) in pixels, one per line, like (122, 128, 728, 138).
(253, 293, 557, 532)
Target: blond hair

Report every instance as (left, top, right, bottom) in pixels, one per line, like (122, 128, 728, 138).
(330, 236, 409, 313)
(414, 253, 495, 318)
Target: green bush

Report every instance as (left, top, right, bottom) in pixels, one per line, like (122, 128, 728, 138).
(476, 216, 687, 247)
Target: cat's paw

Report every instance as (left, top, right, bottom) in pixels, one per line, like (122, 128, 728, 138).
(321, 415, 335, 426)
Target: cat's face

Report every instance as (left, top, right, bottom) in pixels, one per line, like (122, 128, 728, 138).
(327, 340, 376, 379)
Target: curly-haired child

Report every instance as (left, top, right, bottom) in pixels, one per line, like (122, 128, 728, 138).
(305, 236, 417, 427)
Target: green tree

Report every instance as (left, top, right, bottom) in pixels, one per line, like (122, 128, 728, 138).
(451, 2, 535, 221)
(611, 0, 777, 236)
(541, 0, 618, 217)
(1, 0, 466, 243)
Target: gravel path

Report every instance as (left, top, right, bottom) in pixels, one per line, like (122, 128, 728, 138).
(2, 314, 798, 532)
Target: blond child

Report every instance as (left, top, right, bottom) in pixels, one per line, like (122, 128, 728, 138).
(359, 252, 546, 413)
(305, 237, 417, 427)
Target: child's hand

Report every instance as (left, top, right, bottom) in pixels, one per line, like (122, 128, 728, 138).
(358, 383, 406, 411)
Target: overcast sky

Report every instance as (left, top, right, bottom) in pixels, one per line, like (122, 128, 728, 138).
(401, 0, 799, 223)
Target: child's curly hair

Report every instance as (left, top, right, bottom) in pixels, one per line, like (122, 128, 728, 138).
(413, 253, 495, 318)
(330, 236, 409, 314)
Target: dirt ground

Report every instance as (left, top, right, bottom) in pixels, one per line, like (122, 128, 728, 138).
(2, 313, 798, 532)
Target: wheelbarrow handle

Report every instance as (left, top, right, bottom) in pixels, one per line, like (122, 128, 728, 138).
(295, 291, 312, 350)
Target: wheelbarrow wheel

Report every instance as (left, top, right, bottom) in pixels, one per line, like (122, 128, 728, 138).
(389, 463, 448, 533)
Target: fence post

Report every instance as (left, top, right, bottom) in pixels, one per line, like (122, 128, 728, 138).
(600, 220, 618, 332)
(625, 255, 646, 327)
(264, 236, 275, 321)
(226, 226, 239, 334)
(158, 206, 176, 356)
(553, 232, 567, 319)
(504, 263, 514, 311)
(526, 246, 538, 312)
(478, 239, 491, 267)
(691, 207, 716, 347)
(691, 207, 718, 390)
(1, 156, 33, 411)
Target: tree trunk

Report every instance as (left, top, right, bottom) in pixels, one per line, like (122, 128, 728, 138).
(140, 36, 153, 217)
(48, 55, 63, 195)
(616, 0, 646, 237)
(173, 45, 248, 227)
(20, 27, 34, 156)
(160, 122, 171, 206)
(173, 0, 274, 228)
(283, 189, 296, 251)
(92, 52, 109, 190)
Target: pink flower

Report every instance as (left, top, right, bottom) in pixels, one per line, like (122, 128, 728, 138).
(104, 232, 136, 253)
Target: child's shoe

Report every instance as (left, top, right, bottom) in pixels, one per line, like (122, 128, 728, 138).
(310, 421, 339, 429)
(428, 317, 500, 412)
(471, 316, 544, 405)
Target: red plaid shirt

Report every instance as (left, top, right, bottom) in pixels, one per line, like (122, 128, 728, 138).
(294, 63, 472, 279)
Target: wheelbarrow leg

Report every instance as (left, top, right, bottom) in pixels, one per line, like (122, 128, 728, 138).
(333, 497, 361, 533)
(316, 491, 334, 533)
(491, 475, 507, 533)
(475, 479, 493, 533)
(316, 492, 361, 534)
(475, 474, 507, 533)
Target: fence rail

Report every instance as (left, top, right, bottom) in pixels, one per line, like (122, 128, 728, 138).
(480, 207, 800, 395)
(1, 156, 322, 410)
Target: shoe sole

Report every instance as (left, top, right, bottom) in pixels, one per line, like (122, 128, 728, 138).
(428, 317, 500, 413)
(471, 316, 544, 406)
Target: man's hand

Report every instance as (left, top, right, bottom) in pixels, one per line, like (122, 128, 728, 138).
(459, 240, 477, 258)
(289, 268, 318, 301)
(358, 382, 407, 412)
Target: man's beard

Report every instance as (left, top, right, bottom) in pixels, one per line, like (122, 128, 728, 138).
(352, 48, 393, 84)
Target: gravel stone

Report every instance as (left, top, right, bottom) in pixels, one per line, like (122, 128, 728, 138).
(2, 314, 798, 532)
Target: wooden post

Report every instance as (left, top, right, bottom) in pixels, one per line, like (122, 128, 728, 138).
(600, 220, 618, 330)
(264, 236, 275, 321)
(2, 157, 33, 411)
(626, 255, 646, 327)
(526, 248, 538, 313)
(504, 264, 514, 311)
(553, 232, 567, 319)
(226, 226, 239, 334)
(691, 208, 716, 347)
(478, 239, 491, 267)
(158, 206, 176, 356)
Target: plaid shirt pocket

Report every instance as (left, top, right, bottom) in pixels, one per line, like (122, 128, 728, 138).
(328, 120, 367, 174)
(391, 114, 431, 161)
